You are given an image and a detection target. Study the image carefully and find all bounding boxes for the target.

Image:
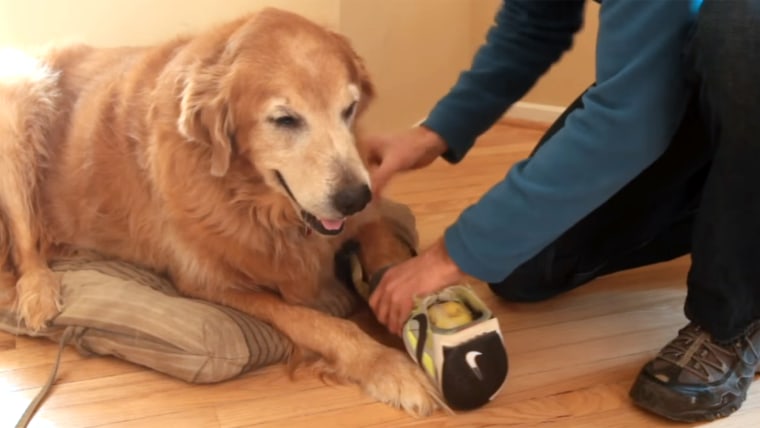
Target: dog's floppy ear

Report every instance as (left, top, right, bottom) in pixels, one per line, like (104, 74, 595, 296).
(178, 63, 235, 177)
(330, 32, 374, 112)
(353, 54, 375, 115)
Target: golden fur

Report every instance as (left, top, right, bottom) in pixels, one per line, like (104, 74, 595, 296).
(0, 9, 439, 415)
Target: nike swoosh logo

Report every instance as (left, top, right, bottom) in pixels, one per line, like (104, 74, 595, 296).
(466, 350, 483, 380)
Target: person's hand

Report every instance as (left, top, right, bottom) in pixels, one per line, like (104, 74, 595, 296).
(364, 126, 448, 196)
(369, 237, 465, 335)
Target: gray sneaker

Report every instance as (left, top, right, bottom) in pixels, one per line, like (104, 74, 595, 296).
(630, 322, 760, 422)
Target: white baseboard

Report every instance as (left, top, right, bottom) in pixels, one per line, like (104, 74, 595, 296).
(412, 101, 564, 128)
(503, 101, 564, 124)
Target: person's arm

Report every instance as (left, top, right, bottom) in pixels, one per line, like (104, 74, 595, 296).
(423, 0, 586, 163)
(444, 0, 699, 283)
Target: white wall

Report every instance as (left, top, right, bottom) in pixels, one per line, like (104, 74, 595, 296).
(339, 0, 474, 132)
(0, 0, 340, 48)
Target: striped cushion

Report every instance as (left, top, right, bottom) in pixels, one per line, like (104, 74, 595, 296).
(0, 257, 354, 383)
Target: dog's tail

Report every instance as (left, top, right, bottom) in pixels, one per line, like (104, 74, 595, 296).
(0, 48, 61, 292)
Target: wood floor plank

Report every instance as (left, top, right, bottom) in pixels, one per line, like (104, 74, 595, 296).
(244, 402, 410, 428)
(1, 353, 141, 392)
(0, 341, 84, 374)
(0, 332, 14, 351)
(215, 381, 374, 427)
(394, 381, 687, 428)
(87, 407, 220, 428)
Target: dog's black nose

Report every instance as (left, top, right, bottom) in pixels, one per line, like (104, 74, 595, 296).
(333, 184, 372, 216)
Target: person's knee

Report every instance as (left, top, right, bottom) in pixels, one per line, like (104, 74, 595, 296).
(689, 0, 759, 118)
(488, 278, 558, 303)
(488, 252, 584, 303)
(692, 0, 759, 66)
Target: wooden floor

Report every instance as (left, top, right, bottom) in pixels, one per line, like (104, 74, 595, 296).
(2, 122, 758, 427)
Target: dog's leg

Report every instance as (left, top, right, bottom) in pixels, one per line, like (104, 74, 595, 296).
(0, 137, 62, 331)
(353, 217, 417, 282)
(10, 232, 61, 332)
(203, 286, 441, 416)
(0, 219, 17, 306)
(0, 56, 62, 330)
(0, 267, 17, 308)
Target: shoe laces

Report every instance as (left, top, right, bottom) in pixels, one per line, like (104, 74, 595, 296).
(657, 325, 738, 382)
(735, 330, 760, 368)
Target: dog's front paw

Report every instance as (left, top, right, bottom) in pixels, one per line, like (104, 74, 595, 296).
(15, 268, 62, 331)
(360, 347, 443, 417)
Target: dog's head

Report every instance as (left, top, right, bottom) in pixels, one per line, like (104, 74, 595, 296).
(177, 8, 375, 236)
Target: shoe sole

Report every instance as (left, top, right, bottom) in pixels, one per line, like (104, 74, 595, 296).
(629, 371, 756, 423)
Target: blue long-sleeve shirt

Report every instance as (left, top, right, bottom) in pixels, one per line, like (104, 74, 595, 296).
(423, 0, 701, 283)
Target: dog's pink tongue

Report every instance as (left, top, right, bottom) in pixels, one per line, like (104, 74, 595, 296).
(320, 218, 345, 231)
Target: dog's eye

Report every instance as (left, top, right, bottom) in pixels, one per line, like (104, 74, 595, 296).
(271, 115, 302, 129)
(342, 102, 357, 122)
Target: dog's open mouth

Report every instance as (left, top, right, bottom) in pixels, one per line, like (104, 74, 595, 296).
(274, 171, 345, 236)
(301, 211, 345, 235)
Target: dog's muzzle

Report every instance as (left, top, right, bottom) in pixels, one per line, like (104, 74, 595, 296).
(274, 170, 346, 236)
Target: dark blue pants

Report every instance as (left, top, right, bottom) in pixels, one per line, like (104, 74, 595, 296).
(489, 0, 760, 342)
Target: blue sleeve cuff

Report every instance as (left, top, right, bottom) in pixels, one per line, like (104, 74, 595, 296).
(444, 220, 507, 284)
(421, 115, 472, 164)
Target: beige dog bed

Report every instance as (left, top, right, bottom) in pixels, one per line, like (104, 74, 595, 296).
(1, 257, 357, 382)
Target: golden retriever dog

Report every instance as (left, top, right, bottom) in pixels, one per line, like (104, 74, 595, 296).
(0, 8, 439, 415)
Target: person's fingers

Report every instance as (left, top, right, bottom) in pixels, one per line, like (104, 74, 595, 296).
(370, 239, 464, 335)
(365, 141, 384, 169)
(368, 276, 382, 310)
(384, 272, 416, 335)
(369, 155, 400, 197)
(370, 267, 408, 334)
(369, 169, 388, 198)
(389, 316, 401, 336)
(390, 297, 413, 336)
(369, 276, 391, 326)
(387, 292, 403, 335)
